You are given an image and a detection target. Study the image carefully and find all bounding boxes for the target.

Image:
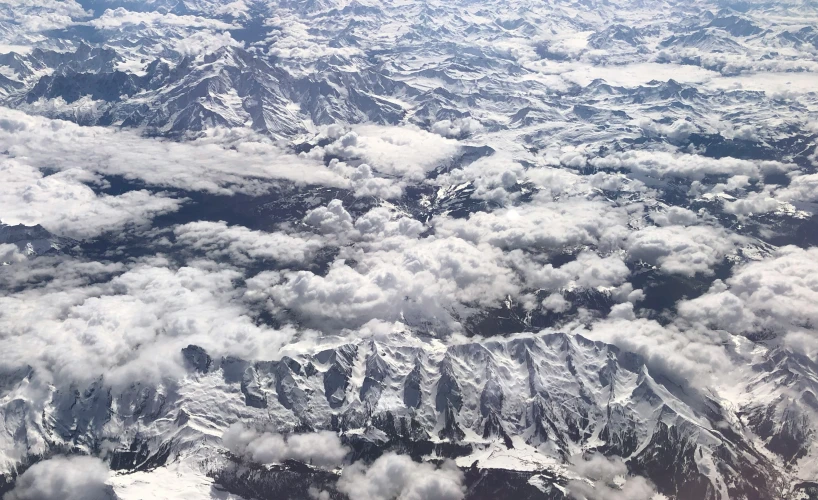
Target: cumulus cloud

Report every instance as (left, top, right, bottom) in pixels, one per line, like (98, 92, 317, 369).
(353, 206, 425, 242)
(567, 454, 664, 500)
(88, 8, 235, 30)
(590, 150, 791, 181)
(327, 161, 404, 199)
(510, 250, 630, 291)
(677, 246, 818, 354)
(432, 154, 525, 204)
(0, 259, 298, 385)
(0, 0, 88, 32)
(5, 455, 114, 500)
(222, 424, 348, 468)
(268, 234, 519, 332)
(311, 125, 460, 182)
(570, 315, 738, 389)
(1, 159, 183, 239)
(304, 200, 426, 245)
(0, 255, 124, 292)
(607, 302, 636, 320)
(338, 453, 465, 500)
(542, 292, 570, 313)
(174, 31, 244, 56)
(635, 118, 699, 141)
(431, 117, 483, 138)
(88, 7, 233, 30)
(304, 199, 356, 235)
(434, 197, 629, 253)
(0, 243, 26, 264)
(650, 206, 698, 227)
(257, 195, 639, 333)
(263, 17, 364, 60)
(625, 224, 741, 276)
(721, 190, 784, 216)
(777, 172, 818, 204)
(254, 199, 519, 332)
(173, 221, 324, 265)
(0, 108, 346, 196)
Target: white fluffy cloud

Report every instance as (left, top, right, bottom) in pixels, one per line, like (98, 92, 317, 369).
(635, 118, 699, 141)
(0, 108, 346, 196)
(268, 235, 519, 332)
(243, 199, 520, 332)
(1, 159, 183, 239)
(510, 250, 630, 291)
(590, 150, 791, 181)
(625, 224, 740, 276)
(174, 221, 324, 265)
(327, 161, 404, 199)
(568, 454, 664, 500)
(304, 201, 425, 244)
(778, 172, 818, 204)
(0, 243, 26, 264)
(174, 31, 244, 56)
(5, 455, 113, 500)
(434, 197, 629, 252)
(650, 206, 698, 227)
(542, 292, 570, 313)
(431, 117, 483, 138)
(222, 424, 348, 468)
(432, 154, 525, 204)
(312, 125, 460, 182)
(677, 246, 818, 355)
(0, 259, 297, 385)
(0, 0, 88, 32)
(264, 17, 364, 60)
(571, 315, 738, 389)
(258, 197, 640, 332)
(338, 453, 465, 500)
(89, 8, 235, 30)
(304, 199, 356, 235)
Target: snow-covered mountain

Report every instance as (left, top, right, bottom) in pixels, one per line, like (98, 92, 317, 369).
(3, 331, 816, 499)
(0, 0, 817, 499)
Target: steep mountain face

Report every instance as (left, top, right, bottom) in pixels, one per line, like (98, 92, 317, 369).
(742, 350, 818, 467)
(0, 224, 71, 258)
(0, 0, 817, 499)
(0, 332, 806, 499)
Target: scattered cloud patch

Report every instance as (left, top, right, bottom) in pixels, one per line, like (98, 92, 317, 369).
(0, 108, 347, 196)
(338, 453, 465, 500)
(0, 159, 183, 239)
(568, 454, 664, 500)
(89, 8, 236, 30)
(174, 221, 324, 265)
(678, 246, 818, 355)
(5, 455, 114, 500)
(223, 424, 348, 468)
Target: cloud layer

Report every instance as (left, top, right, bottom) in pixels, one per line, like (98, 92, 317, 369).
(222, 425, 348, 468)
(5, 456, 114, 500)
(338, 453, 465, 500)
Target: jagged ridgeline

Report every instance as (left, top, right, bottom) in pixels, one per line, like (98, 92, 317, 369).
(1, 0, 818, 499)
(3, 332, 816, 499)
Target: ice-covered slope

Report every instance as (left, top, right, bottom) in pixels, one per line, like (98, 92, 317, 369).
(2, 330, 814, 499)
(0, 0, 817, 498)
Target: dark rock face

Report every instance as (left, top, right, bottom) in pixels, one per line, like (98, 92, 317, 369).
(211, 460, 346, 500)
(403, 364, 423, 409)
(27, 71, 141, 104)
(0, 223, 53, 243)
(241, 366, 267, 409)
(318, 344, 357, 409)
(794, 482, 818, 500)
(181, 345, 211, 373)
